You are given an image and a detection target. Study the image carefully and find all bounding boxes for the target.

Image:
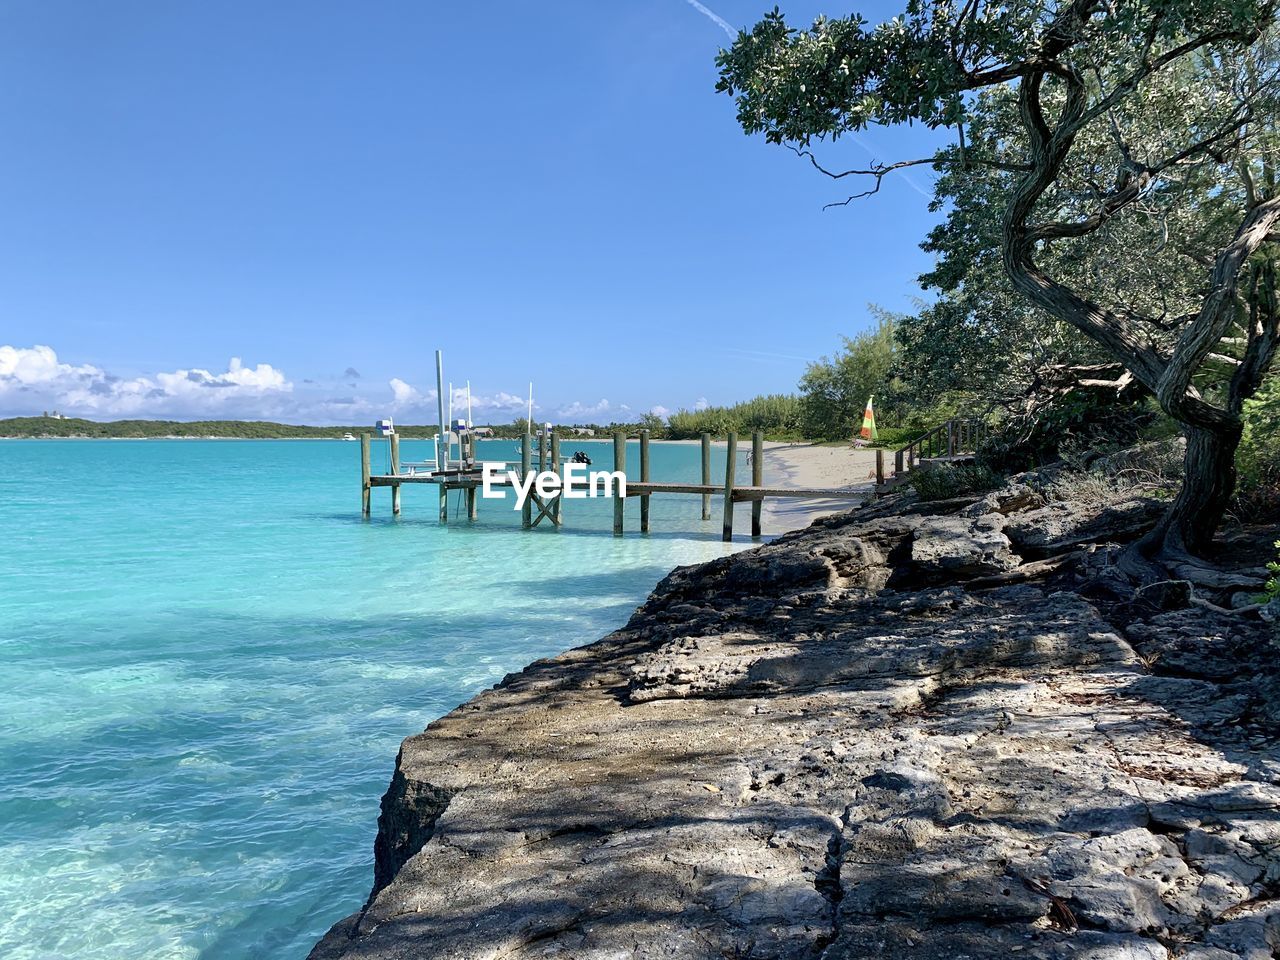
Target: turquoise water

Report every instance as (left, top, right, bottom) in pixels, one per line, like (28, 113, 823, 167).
(0, 439, 748, 960)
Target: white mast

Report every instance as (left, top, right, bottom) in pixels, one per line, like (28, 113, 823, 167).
(435, 350, 448, 471)
(527, 382, 533, 435)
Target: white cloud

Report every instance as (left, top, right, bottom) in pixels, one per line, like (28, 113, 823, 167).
(0, 344, 555, 426)
(0, 344, 292, 419)
(389, 377, 419, 405)
(451, 385, 525, 413)
(0, 344, 99, 385)
(649, 405, 671, 419)
(384, 379, 529, 419)
(556, 398, 613, 420)
(694, 397, 709, 411)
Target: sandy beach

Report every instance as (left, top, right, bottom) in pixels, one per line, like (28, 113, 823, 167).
(760, 441, 880, 533)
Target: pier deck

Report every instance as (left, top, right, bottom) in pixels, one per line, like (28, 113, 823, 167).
(361, 429, 871, 542)
(370, 474, 867, 501)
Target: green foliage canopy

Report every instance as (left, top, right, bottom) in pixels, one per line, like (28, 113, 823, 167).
(665, 394, 803, 440)
(719, 0, 1280, 557)
(797, 308, 904, 440)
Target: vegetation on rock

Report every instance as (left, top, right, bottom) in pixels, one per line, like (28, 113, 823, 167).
(908, 463, 1002, 501)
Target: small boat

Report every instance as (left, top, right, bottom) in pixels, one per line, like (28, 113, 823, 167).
(342, 433, 357, 441)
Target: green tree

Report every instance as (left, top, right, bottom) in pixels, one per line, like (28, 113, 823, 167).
(798, 308, 903, 440)
(637, 412, 667, 438)
(718, 1, 1280, 568)
(665, 394, 803, 439)
(1238, 369, 1280, 508)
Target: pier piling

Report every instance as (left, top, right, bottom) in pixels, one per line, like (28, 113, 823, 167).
(700, 433, 711, 520)
(360, 433, 371, 517)
(521, 434, 533, 530)
(639, 430, 651, 534)
(390, 434, 401, 516)
(722, 432, 737, 542)
(613, 430, 625, 537)
(466, 434, 478, 520)
(550, 432, 562, 525)
(751, 431, 763, 538)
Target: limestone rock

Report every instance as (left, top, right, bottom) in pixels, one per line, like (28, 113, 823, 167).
(310, 476, 1279, 960)
(1004, 498, 1166, 555)
(910, 514, 1021, 577)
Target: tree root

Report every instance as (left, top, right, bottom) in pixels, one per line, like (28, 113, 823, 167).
(1128, 577, 1265, 617)
(967, 551, 1081, 589)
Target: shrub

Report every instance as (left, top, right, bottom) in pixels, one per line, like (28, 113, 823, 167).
(980, 391, 1155, 473)
(799, 310, 907, 440)
(1262, 541, 1280, 603)
(1235, 375, 1280, 522)
(872, 426, 927, 449)
(908, 463, 1002, 501)
(665, 394, 802, 440)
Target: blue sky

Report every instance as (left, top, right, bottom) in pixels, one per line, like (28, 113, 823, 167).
(0, 0, 947, 424)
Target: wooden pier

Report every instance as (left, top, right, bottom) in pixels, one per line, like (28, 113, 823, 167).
(360, 428, 871, 542)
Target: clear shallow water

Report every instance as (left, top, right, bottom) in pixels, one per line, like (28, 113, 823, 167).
(0, 439, 749, 960)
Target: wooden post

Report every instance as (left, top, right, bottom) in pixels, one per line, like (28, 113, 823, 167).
(639, 429, 651, 534)
(360, 433, 371, 517)
(750, 430, 763, 538)
(389, 433, 401, 516)
(700, 432, 711, 520)
(896, 448, 905, 479)
(876, 448, 885, 486)
(947, 420, 956, 457)
(613, 430, 625, 537)
(550, 431, 562, 525)
(538, 423, 548, 473)
(721, 432, 737, 543)
(521, 433, 532, 529)
(466, 432, 478, 520)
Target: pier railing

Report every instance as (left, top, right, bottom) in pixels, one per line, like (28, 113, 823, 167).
(877, 418, 989, 491)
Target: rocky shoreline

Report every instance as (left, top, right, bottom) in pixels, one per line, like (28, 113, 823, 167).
(310, 469, 1279, 960)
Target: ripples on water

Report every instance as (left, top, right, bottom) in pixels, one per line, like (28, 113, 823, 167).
(0, 439, 749, 959)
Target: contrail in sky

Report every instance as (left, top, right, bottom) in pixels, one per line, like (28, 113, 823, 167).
(850, 132, 934, 200)
(684, 0, 736, 39)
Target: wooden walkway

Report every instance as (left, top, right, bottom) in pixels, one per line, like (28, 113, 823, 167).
(371, 475, 863, 500)
(361, 418, 987, 540)
(361, 429, 870, 542)
(875, 419, 987, 492)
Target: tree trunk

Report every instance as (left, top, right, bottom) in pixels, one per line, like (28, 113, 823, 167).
(1134, 422, 1243, 564)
